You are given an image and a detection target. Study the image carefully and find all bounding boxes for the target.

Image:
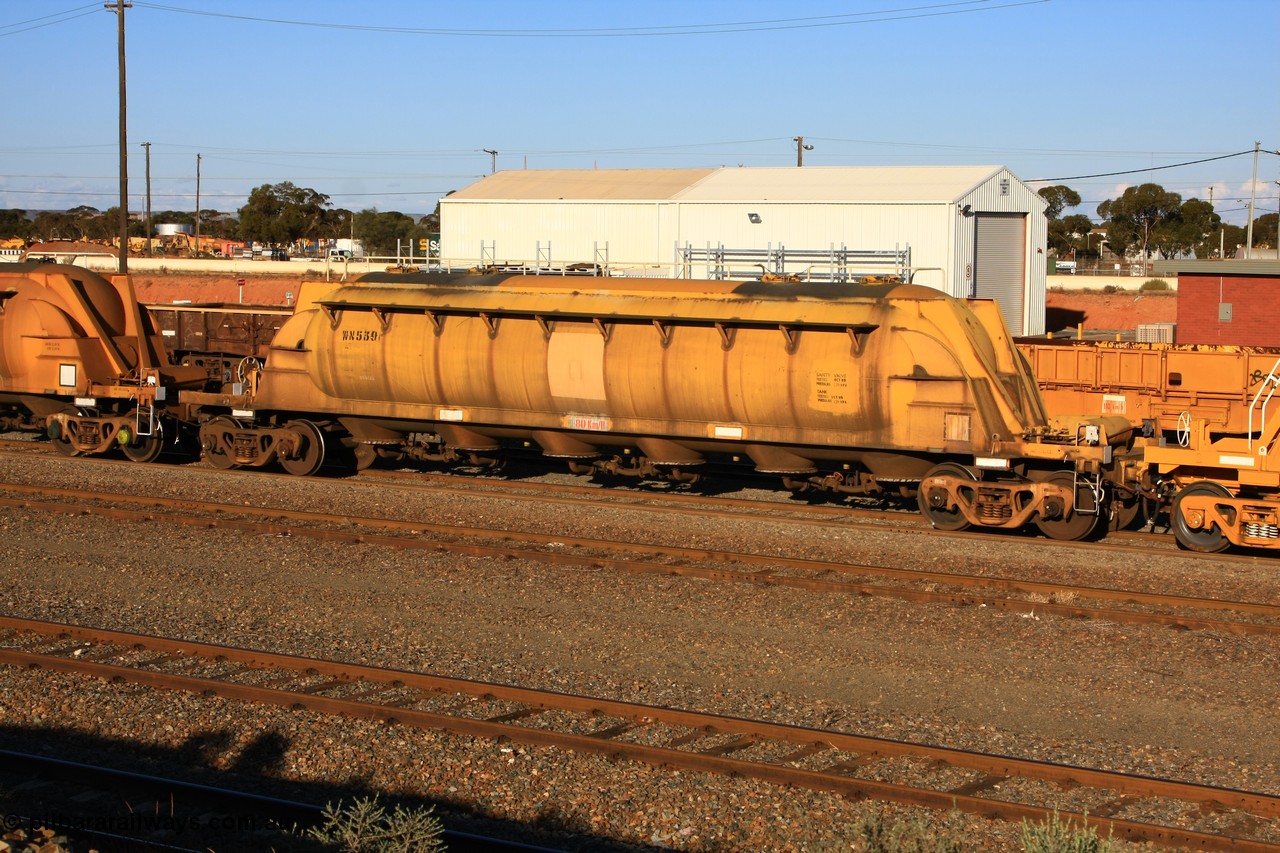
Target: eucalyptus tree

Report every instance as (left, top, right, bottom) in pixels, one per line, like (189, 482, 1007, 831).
(1097, 183, 1183, 260)
(238, 182, 333, 245)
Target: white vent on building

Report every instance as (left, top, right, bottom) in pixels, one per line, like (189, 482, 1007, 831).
(1136, 323, 1175, 343)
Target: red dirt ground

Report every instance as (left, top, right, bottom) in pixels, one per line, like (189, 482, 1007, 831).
(128, 273, 1177, 334)
(1044, 289, 1176, 334)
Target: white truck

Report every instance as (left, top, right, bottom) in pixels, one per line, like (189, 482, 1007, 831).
(329, 239, 366, 261)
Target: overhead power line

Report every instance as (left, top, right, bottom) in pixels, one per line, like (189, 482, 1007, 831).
(0, 188, 454, 200)
(126, 1, 1046, 37)
(1030, 150, 1261, 182)
(0, 3, 99, 37)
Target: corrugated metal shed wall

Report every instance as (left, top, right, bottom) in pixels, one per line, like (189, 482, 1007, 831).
(956, 169, 1047, 335)
(673, 202, 951, 291)
(446, 202, 664, 267)
(440, 167, 1046, 335)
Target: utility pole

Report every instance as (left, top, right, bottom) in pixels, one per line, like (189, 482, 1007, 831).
(194, 153, 201, 257)
(1245, 141, 1260, 259)
(1209, 186, 1220, 258)
(141, 141, 151, 257)
(793, 136, 813, 167)
(483, 149, 498, 174)
(106, 1, 131, 274)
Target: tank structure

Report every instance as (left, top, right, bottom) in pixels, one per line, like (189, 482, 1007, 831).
(1017, 339, 1280, 552)
(0, 262, 207, 460)
(182, 271, 1135, 540)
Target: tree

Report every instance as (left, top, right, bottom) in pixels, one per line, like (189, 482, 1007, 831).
(198, 209, 239, 241)
(237, 182, 333, 245)
(1039, 185, 1088, 257)
(32, 210, 74, 242)
(353, 208, 434, 256)
(100, 207, 145, 239)
(1037, 185, 1081, 221)
(1249, 212, 1279, 249)
(0, 209, 32, 240)
(1047, 213, 1095, 257)
(318, 207, 353, 242)
(52, 205, 106, 241)
(1157, 198, 1220, 259)
(1215, 223, 1247, 258)
(1097, 183, 1183, 261)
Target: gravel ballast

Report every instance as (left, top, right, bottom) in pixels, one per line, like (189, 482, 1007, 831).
(1, 449, 1277, 851)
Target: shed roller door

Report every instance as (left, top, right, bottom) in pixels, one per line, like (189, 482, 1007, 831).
(973, 213, 1026, 336)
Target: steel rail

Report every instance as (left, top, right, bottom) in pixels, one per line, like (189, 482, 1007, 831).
(359, 467, 1210, 555)
(0, 441, 1248, 563)
(3, 487, 1279, 638)
(1, 616, 1277, 851)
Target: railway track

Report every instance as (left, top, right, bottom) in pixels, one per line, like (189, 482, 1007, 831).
(0, 748, 557, 853)
(1, 615, 1277, 851)
(3, 478, 1278, 637)
(0, 436, 1246, 564)
(0, 437, 1241, 558)
(362, 465, 1198, 553)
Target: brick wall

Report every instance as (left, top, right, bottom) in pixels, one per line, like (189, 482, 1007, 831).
(1176, 274, 1280, 346)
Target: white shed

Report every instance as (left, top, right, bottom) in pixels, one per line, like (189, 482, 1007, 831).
(440, 165, 1047, 335)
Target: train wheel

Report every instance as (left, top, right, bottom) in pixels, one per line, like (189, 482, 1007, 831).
(1108, 491, 1142, 531)
(49, 429, 80, 456)
(47, 414, 80, 457)
(201, 416, 240, 470)
(1034, 472, 1100, 541)
(1171, 481, 1233, 553)
(917, 462, 976, 531)
(353, 442, 378, 471)
(280, 419, 326, 477)
(121, 421, 165, 463)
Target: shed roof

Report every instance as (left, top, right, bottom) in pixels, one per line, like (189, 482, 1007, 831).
(446, 169, 716, 201)
(446, 165, 1010, 204)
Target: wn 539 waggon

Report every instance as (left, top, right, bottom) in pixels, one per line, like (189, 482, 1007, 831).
(5, 262, 1276, 551)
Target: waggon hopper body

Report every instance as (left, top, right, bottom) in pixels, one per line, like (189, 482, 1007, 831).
(0, 262, 204, 460)
(186, 272, 1135, 540)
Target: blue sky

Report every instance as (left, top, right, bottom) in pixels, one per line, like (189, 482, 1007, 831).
(2, 0, 1277, 225)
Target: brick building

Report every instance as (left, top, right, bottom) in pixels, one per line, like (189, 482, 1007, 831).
(1151, 259, 1280, 346)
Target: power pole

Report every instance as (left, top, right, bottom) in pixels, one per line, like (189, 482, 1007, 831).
(141, 141, 151, 257)
(1245, 141, 1260, 258)
(106, 1, 132, 274)
(194, 153, 202, 257)
(793, 136, 813, 167)
(483, 149, 498, 174)
(1209, 186, 1219, 258)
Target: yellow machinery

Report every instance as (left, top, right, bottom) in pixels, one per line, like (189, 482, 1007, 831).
(182, 272, 1136, 540)
(1018, 340, 1278, 437)
(0, 262, 205, 459)
(1143, 358, 1280, 552)
(1019, 340, 1280, 551)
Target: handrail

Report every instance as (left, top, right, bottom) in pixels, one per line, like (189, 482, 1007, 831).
(1247, 356, 1280, 452)
(677, 243, 912, 284)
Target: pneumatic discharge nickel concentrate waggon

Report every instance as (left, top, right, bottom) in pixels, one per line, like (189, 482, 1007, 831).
(7, 261, 1279, 552)
(0, 261, 1137, 543)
